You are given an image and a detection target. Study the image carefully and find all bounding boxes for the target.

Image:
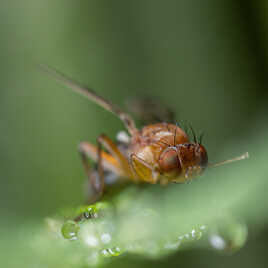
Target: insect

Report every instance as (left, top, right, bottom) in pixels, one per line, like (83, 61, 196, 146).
(41, 65, 249, 203)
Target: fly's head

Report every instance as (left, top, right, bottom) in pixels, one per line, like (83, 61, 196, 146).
(158, 143, 208, 183)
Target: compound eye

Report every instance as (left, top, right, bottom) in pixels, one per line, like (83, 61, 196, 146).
(159, 149, 181, 173)
(198, 144, 208, 168)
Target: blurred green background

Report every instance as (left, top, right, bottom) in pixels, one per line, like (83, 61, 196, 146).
(1, 1, 268, 267)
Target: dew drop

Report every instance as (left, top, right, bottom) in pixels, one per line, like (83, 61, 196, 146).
(209, 234, 226, 250)
(83, 205, 98, 219)
(208, 218, 248, 252)
(101, 233, 112, 244)
(184, 233, 190, 240)
(61, 220, 80, 240)
(101, 247, 122, 257)
(164, 241, 181, 250)
(191, 227, 203, 240)
(84, 234, 99, 247)
(200, 225, 207, 231)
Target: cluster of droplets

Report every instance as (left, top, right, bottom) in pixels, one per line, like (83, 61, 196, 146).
(59, 200, 247, 264)
(114, 224, 207, 258)
(60, 201, 123, 261)
(160, 225, 207, 253)
(177, 225, 206, 243)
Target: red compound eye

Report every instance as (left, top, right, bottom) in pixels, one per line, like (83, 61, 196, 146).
(198, 144, 208, 168)
(159, 148, 181, 173)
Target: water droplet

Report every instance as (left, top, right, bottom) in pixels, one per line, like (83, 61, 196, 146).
(191, 226, 203, 240)
(84, 234, 99, 247)
(200, 225, 207, 230)
(84, 205, 98, 219)
(101, 233, 112, 244)
(209, 234, 226, 250)
(208, 217, 248, 252)
(184, 233, 190, 240)
(101, 247, 122, 257)
(45, 217, 62, 235)
(191, 229, 196, 237)
(176, 225, 206, 246)
(164, 241, 181, 250)
(61, 220, 80, 240)
(75, 202, 114, 222)
(178, 235, 184, 241)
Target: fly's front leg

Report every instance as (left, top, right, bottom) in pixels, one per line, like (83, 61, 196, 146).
(78, 140, 105, 204)
(97, 134, 135, 180)
(96, 136, 104, 197)
(78, 133, 132, 203)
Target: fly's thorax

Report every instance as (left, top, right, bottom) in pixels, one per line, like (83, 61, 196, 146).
(129, 123, 189, 167)
(140, 123, 189, 144)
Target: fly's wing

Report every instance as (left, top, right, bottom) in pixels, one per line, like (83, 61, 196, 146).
(125, 97, 175, 125)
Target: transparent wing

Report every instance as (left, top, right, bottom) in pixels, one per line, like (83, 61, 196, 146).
(125, 97, 175, 125)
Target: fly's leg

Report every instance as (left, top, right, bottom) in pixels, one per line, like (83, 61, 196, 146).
(130, 154, 159, 184)
(97, 134, 135, 181)
(78, 139, 105, 204)
(74, 137, 121, 221)
(78, 134, 134, 202)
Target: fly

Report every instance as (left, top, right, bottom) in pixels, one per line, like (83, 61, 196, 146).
(41, 65, 249, 204)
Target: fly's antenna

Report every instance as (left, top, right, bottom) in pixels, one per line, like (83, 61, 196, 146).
(208, 152, 249, 168)
(39, 65, 138, 136)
